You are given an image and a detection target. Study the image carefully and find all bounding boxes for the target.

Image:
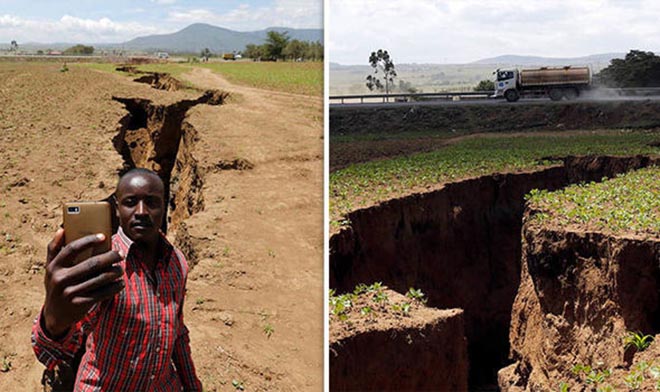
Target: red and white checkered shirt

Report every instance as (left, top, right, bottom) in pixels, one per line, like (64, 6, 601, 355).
(32, 227, 203, 391)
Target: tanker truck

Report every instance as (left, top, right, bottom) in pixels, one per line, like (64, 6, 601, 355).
(493, 66, 592, 102)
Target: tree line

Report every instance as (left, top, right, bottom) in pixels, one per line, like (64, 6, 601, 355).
(597, 50, 660, 87)
(243, 31, 323, 61)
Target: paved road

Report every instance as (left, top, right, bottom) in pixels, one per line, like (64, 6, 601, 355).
(330, 95, 660, 109)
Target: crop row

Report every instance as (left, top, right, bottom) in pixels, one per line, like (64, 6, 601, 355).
(526, 165, 659, 237)
(330, 131, 660, 225)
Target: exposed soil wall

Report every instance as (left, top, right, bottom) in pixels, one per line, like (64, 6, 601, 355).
(500, 224, 660, 391)
(330, 308, 468, 391)
(111, 90, 228, 265)
(329, 155, 659, 389)
(330, 101, 660, 136)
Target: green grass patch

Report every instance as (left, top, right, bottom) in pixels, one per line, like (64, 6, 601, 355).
(197, 61, 322, 96)
(330, 131, 660, 225)
(527, 166, 660, 236)
(75, 61, 322, 95)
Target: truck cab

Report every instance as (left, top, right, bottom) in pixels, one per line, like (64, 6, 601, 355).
(493, 69, 519, 101)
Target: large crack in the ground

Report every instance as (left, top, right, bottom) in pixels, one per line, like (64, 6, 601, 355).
(110, 89, 228, 266)
(329, 155, 660, 391)
(133, 73, 186, 92)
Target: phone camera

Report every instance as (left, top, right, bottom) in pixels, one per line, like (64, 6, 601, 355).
(67, 206, 80, 214)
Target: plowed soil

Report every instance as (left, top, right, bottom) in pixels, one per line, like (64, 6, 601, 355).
(0, 63, 323, 391)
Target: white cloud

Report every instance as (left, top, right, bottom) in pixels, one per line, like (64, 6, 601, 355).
(167, 0, 322, 30)
(329, 0, 660, 64)
(0, 14, 162, 43)
(150, 0, 176, 4)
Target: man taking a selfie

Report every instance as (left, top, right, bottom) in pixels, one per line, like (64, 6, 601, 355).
(31, 168, 203, 391)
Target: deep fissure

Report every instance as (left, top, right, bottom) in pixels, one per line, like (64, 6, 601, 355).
(109, 89, 227, 266)
(329, 155, 659, 390)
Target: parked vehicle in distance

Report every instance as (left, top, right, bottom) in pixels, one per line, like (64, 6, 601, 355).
(223, 53, 236, 61)
(493, 66, 592, 102)
(156, 52, 169, 59)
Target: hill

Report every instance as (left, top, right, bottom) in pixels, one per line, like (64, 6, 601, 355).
(471, 53, 625, 67)
(122, 23, 323, 53)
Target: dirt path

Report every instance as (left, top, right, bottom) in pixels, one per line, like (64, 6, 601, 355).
(0, 63, 322, 391)
(179, 68, 324, 390)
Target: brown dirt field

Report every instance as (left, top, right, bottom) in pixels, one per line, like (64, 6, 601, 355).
(0, 63, 323, 391)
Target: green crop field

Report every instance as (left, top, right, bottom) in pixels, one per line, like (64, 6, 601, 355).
(330, 131, 660, 225)
(526, 166, 660, 237)
(198, 61, 323, 96)
(77, 61, 323, 95)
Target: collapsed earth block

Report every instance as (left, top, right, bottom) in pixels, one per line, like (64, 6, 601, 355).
(330, 289, 468, 391)
(499, 168, 660, 391)
(330, 155, 659, 389)
(500, 228, 660, 391)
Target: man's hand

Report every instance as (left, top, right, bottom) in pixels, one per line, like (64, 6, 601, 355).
(42, 229, 124, 338)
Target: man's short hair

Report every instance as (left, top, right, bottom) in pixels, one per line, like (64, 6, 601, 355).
(115, 167, 165, 196)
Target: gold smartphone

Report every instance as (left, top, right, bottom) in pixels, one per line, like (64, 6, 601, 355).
(63, 201, 113, 264)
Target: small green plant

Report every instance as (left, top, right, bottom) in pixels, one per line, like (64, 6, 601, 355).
(329, 290, 354, 321)
(263, 323, 274, 338)
(0, 357, 11, 372)
(231, 379, 245, 390)
(624, 331, 654, 352)
(558, 381, 569, 392)
(406, 287, 427, 304)
(623, 370, 644, 390)
(195, 298, 206, 305)
(222, 246, 231, 257)
(392, 302, 411, 315)
(571, 363, 612, 389)
(360, 306, 372, 316)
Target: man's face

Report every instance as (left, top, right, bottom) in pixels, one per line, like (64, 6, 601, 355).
(115, 173, 165, 245)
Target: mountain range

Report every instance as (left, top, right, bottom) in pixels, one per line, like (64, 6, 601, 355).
(17, 23, 323, 54)
(470, 53, 625, 67)
(331, 53, 627, 68)
(122, 23, 323, 53)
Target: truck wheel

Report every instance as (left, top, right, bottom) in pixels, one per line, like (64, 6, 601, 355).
(564, 88, 579, 100)
(549, 88, 563, 101)
(505, 89, 520, 102)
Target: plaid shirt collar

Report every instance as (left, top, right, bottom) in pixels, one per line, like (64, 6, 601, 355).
(116, 226, 174, 266)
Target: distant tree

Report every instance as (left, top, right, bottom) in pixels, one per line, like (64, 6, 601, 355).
(37, 50, 44, 55)
(10, 40, 18, 52)
(474, 79, 495, 91)
(598, 50, 660, 87)
(397, 79, 418, 93)
(283, 39, 306, 61)
(264, 31, 290, 60)
(243, 44, 266, 60)
(366, 49, 397, 95)
(305, 41, 323, 61)
(200, 48, 212, 61)
(63, 44, 94, 55)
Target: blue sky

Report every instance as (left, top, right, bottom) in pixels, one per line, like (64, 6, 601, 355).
(0, 0, 322, 43)
(329, 0, 660, 64)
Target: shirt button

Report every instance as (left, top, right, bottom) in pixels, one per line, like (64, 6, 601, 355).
(156, 346, 160, 352)
(150, 374, 155, 380)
